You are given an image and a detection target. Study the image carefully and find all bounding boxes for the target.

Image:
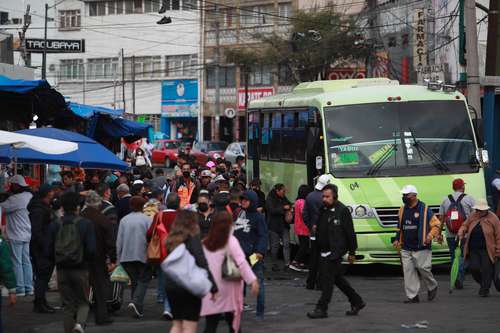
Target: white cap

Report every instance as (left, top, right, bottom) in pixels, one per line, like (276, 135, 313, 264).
(9, 175, 28, 187)
(315, 174, 331, 191)
(401, 185, 418, 195)
(133, 179, 144, 185)
(472, 199, 490, 211)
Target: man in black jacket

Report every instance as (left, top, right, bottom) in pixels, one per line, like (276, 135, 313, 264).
(29, 184, 57, 314)
(307, 184, 365, 319)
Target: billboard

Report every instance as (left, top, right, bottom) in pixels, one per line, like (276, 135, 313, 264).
(237, 87, 274, 110)
(25, 38, 85, 53)
(161, 79, 198, 118)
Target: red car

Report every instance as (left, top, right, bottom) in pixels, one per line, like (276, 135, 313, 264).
(151, 140, 181, 167)
(189, 141, 228, 166)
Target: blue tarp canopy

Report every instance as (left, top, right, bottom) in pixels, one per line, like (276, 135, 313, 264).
(0, 127, 128, 170)
(0, 75, 51, 93)
(95, 115, 151, 141)
(69, 102, 124, 119)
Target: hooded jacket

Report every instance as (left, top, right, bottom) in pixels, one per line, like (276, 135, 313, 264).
(302, 190, 323, 230)
(265, 190, 292, 234)
(28, 197, 57, 263)
(234, 190, 268, 257)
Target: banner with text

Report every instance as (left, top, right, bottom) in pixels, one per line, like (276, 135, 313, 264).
(238, 87, 274, 110)
(161, 79, 198, 118)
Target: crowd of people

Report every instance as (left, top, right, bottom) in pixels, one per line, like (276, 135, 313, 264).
(0, 149, 499, 333)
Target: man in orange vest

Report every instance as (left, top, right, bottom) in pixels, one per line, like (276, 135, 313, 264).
(174, 163, 200, 209)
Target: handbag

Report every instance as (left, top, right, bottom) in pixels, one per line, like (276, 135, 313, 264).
(222, 247, 241, 281)
(147, 212, 163, 263)
(161, 243, 212, 297)
(494, 260, 500, 292)
(110, 265, 129, 283)
(284, 209, 294, 224)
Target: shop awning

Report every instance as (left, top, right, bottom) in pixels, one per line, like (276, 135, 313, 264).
(0, 75, 50, 93)
(95, 116, 151, 142)
(69, 102, 124, 119)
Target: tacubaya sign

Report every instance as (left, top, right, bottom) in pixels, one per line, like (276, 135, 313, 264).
(25, 38, 85, 53)
(237, 87, 274, 110)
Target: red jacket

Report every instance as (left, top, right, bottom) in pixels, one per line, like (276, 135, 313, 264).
(294, 199, 309, 236)
(147, 210, 177, 261)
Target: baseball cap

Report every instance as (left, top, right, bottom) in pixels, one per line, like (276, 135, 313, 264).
(315, 174, 331, 191)
(133, 179, 144, 185)
(401, 185, 418, 195)
(472, 199, 490, 211)
(200, 170, 212, 178)
(9, 174, 28, 187)
(206, 161, 216, 168)
(452, 178, 465, 190)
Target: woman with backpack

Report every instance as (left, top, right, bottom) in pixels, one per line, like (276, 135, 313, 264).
(164, 210, 218, 333)
(132, 148, 151, 177)
(266, 184, 292, 271)
(458, 200, 500, 297)
(200, 211, 259, 333)
(289, 185, 313, 272)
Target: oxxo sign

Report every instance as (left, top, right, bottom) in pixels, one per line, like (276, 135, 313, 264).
(413, 9, 427, 70)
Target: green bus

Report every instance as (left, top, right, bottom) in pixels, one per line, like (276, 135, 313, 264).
(247, 78, 487, 264)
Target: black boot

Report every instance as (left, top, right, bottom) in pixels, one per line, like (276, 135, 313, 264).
(345, 302, 366, 316)
(34, 300, 55, 314)
(307, 308, 328, 319)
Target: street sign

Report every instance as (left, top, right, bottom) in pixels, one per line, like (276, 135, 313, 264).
(237, 87, 274, 110)
(25, 38, 85, 53)
(224, 108, 236, 119)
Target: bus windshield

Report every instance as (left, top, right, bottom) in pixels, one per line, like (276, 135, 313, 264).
(324, 100, 478, 178)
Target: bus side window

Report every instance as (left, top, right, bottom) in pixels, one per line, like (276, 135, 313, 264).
(281, 112, 295, 161)
(294, 111, 308, 162)
(269, 112, 282, 160)
(261, 113, 270, 160)
(248, 112, 256, 159)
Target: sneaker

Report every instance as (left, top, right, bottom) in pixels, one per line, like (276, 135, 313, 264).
(156, 16, 172, 24)
(27, 291, 34, 296)
(403, 295, 420, 304)
(158, 0, 167, 13)
(72, 323, 85, 333)
(243, 303, 252, 311)
(345, 302, 366, 316)
(289, 262, 302, 272)
(163, 310, 173, 321)
(127, 302, 144, 318)
(427, 286, 438, 301)
(16, 292, 25, 297)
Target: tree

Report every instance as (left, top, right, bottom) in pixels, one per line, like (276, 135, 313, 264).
(228, 9, 369, 84)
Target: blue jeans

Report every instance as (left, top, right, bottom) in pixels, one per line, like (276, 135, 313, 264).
(9, 240, 33, 294)
(447, 237, 465, 283)
(157, 269, 171, 313)
(253, 261, 265, 317)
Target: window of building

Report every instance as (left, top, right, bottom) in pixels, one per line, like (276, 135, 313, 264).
(166, 54, 197, 77)
(206, 66, 236, 88)
(59, 10, 81, 30)
(107, 1, 116, 15)
(117, 0, 124, 14)
(59, 59, 84, 81)
(278, 64, 294, 85)
(172, 0, 180, 10)
(87, 58, 119, 80)
(0, 12, 8, 25)
(243, 64, 273, 86)
(11, 18, 22, 24)
(241, 5, 273, 26)
(134, 0, 143, 13)
(278, 3, 292, 21)
(183, 0, 197, 9)
(124, 0, 134, 13)
(124, 56, 162, 79)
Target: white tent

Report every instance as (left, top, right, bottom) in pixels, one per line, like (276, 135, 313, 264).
(0, 130, 78, 155)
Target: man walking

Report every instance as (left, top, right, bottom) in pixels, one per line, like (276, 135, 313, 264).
(0, 175, 34, 296)
(80, 191, 116, 326)
(54, 191, 96, 333)
(307, 184, 365, 319)
(303, 174, 330, 290)
(393, 185, 441, 303)
(439, 178, 475, 289)
(234, 190, 268, 320)
(28, 184, 57, 313)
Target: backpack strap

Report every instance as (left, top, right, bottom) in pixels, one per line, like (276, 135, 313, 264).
(448, 194, 455, 204)
(456, 193, 466, 203)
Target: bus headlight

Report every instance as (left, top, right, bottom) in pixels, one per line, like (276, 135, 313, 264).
(348, 205, 375, 219)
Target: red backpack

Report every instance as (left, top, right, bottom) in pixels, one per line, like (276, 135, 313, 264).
(444, 194, 467, 234)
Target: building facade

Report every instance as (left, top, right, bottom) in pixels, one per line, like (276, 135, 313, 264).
(1, 0, 201, 139)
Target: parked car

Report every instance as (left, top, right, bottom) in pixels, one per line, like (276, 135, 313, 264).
(224, 142, 246, 164)
(190, 141, 228, 166)
(151, 139, 181, 167)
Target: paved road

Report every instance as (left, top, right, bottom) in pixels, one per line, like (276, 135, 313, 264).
(6, 264, 500, 333)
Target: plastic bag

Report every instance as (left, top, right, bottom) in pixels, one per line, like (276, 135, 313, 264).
(110, 265, 130, 283)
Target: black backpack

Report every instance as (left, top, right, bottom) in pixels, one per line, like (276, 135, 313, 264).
(55, 217, 84, 267)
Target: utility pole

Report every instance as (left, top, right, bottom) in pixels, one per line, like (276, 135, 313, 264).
(121, 48, 126, 112)
(42, 3, 48, 79)
(82, 62, 86, 104)
(132, 55, 136, 115)
(367, 0, 377, 78)
(18, 5, 31, 67)
(464, 0, 481, 117)
(214, 3, 220, 139)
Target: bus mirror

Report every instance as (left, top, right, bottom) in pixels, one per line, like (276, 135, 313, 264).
(476, 148, 489, 165)
(316, 156, 323, 170)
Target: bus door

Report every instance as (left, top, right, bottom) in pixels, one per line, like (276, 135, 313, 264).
(306, 108, 324, 186)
